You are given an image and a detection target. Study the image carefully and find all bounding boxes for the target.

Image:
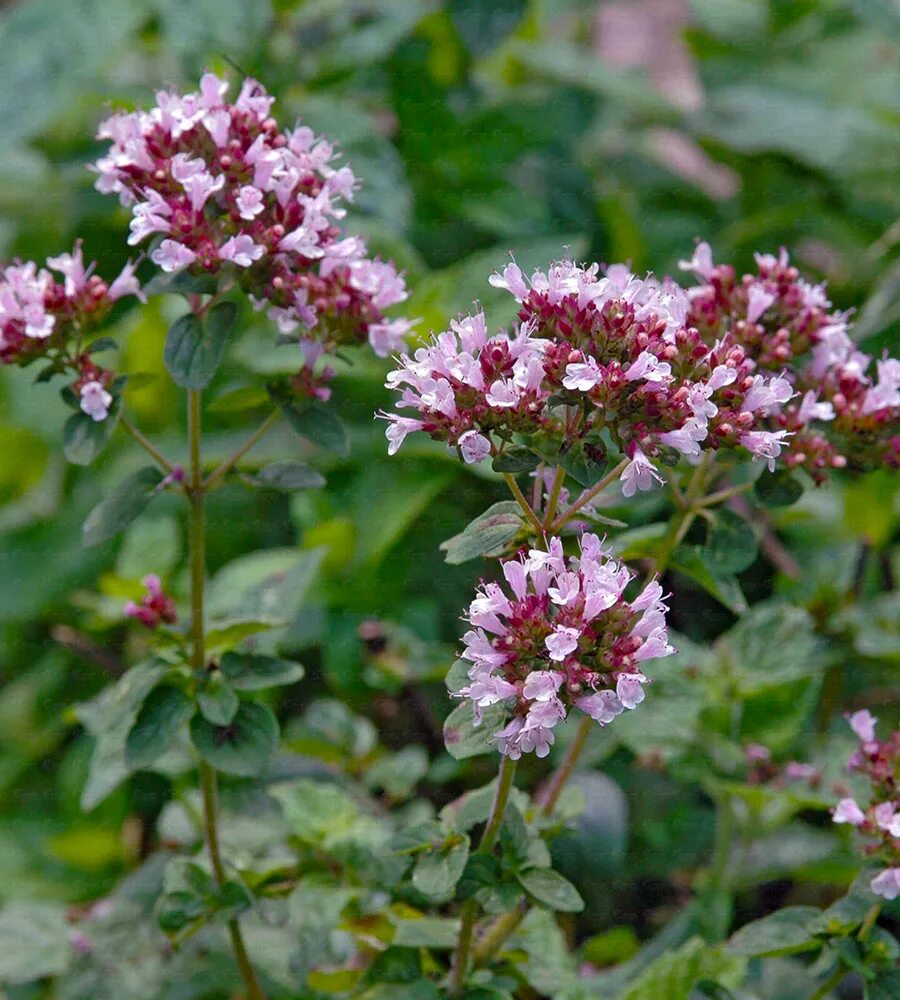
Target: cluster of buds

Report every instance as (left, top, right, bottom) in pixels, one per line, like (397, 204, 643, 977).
(93, 71, 411, 386)
(0, 243, 141, 421)
(383, 259, 798, 496)
(456, 533, 673, 759)
(743, 742, 821, 788)
(832, 710, 899, 900)
(681, 244, 899, 481)
(124, 575, 177, 630)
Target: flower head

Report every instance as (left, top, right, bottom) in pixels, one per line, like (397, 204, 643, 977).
(832, 710, 899, 899)
(383, 257, 797, 491)
(93, 72, 409, 363)
(455, 533, 673, 758)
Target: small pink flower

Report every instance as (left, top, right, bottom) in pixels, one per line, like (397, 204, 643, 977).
(833, 798, 865, 826)
(458, 430, 491, 465)
(563, 359, 603, 392)
(616, 673, 646, 710)
(577, 690, 624, 725)
(219, 235, 264, 267)
(79, 380, 113, 422)
(545, 625, 581, 662)
(522, 670, 564, 702)
(870, 868, 900, 901)
(150, 240, 196, 273)
(746, 285, 776, 324)
(620, 447, 664, 498)
(848, 709, 877, 743)
(235, 185, 265, 220)
(488, 261, 528, 299)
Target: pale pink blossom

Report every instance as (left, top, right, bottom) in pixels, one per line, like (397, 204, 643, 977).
(833, 798, 865, 826)
(150, 240, 196, 273)
(458, 430, 491, 464)
(79, 381, 113, 422)
(870, 868, 900, 901)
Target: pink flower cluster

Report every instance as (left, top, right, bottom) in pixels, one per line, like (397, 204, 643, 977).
(383, 259, 798, 495)
(457, 533, 673, 759)
(93, 72, 411, 368)
(832, 710, 899, 900)
(0, 242, 142, 421)
(124, 575, 177, 630)
(682, 244, 899, 480)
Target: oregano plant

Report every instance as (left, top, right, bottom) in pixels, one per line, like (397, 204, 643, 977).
(0, 70, 897, 1000)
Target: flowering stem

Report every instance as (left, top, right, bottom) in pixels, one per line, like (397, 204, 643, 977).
(807, 965, 845, 1000)
(502, 473, 545, 536)
(539, 714, 592, 815)
(472, 715, 594, 967)
(449, 755, 517, 997)
(857, 902, 881, 943)
(695, 481, 753, 508)
(203, 409, 281, 492)
(121, 415, 177, 476)
(542, 466, 567, 528)
(549, 458, 629, 533)
(187, 389, 266, 1000)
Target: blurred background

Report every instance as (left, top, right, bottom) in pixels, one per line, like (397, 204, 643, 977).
(0, 0, 898, 970)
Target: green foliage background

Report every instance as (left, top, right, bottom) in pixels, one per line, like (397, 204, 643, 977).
(0, 0, 898, 994)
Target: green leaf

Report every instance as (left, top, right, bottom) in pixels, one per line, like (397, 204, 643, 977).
(164, 303, 236, 390)
(723, 603, 819, 693)
(867, 970, 900, 1000)
(157, 890, 208, 934)
(492, 447, 540, 473)
(190, 700, 279, 777)
(75, 660, 168, 809)
(197, 672, 239, 725)
(620, 937, 746, 1000)
(439, 501, 523, 564)
(443, 700, 508, 760)
(242, 461, 325, 491)
(516, 867, 584, 913)
(754, 468, 804, 507)
(62, 400, 120, 466)
(219, 651, 305, 690)
(392, 917, 460, 950)
(366, 746, 429, 799)
(456, 854, 503, 900)
(702, 508, 758, 575)
(445, 657, 470, 694)
(282, 400, 349, 456)
(0, 901, 71, 984)
(725, 907, 822, 957)
(412, 836, 470, 899)
(125, 684, 194, 770)
(215, 880, 253, 920)
(808, 875, 877, 937)
(82, 466, 164, 547)
(671, 546, 748, 615)
(559, 439, 613, 488)
(207, 384, 270, 414)
(204, 617, 286, 653)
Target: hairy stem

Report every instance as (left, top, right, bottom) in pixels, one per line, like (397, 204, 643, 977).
(203, 409, 281, 492)
(503, 473, 545, 535)
(549, 458, 629, 533)
(188, 389, 266, 1000)
(449, 756, 517, 997)
(542, 466, 567, 528)
(121, 415, 177, 476)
